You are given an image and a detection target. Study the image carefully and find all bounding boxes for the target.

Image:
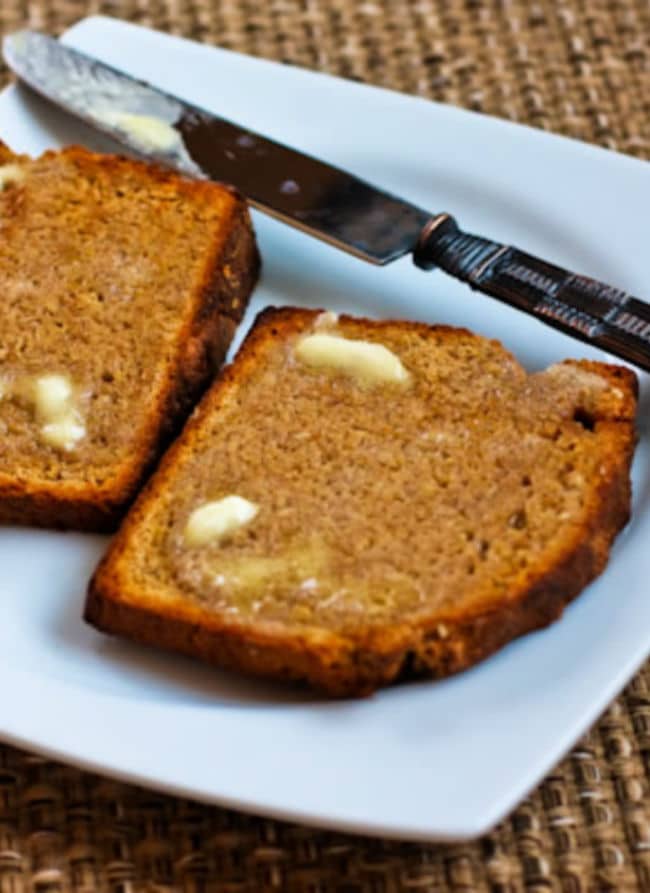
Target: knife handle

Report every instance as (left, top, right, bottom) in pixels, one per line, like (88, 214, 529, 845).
(413, 213, 650, 372)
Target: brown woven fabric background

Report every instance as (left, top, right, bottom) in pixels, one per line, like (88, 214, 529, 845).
(0, 1, 649, 891)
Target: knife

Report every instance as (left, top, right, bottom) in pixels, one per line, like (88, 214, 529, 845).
(4, 30, 650, 372)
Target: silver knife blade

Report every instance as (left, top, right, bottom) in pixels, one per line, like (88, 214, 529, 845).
(2, 30, 430, 265)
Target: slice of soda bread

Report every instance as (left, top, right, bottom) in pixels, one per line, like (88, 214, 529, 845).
(0, 143, 259, 530)
(85, 307, 638, 696)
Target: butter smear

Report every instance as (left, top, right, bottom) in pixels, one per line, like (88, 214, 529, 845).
(33, 374, 86, 451)
(99, 111, 183, 154)
(295, 333, 410, 386)
(184, 496, 259, 547)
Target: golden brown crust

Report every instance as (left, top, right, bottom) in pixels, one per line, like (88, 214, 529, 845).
(0, 145, 260, 532)
(85, 307, 638, 695)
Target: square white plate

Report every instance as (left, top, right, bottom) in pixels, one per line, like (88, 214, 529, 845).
(1, 15, 649, 843)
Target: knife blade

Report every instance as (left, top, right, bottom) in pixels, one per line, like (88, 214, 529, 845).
(4, 29, 650, 372)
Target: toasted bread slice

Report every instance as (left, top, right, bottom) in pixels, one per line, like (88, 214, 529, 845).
(85, 308, 637, 696)
(0, 144, 259, 530)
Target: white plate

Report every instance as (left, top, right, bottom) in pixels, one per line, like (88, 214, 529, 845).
(1, 15, 649, 843)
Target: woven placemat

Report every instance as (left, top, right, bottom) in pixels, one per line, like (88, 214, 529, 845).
(0, 1, 649, 890)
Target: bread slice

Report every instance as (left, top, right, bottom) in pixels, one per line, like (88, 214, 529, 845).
(0, 143, 258, 531)
(85, 307, 638, 696)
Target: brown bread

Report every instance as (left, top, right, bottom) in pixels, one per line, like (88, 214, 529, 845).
(86, 307, 638, 696)
(0, 143, 259, 531)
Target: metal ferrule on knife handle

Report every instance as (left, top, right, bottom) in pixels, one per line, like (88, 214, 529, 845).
(414, 214, 650, 371)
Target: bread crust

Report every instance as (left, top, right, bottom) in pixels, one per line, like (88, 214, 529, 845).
(85, 308, 638, 696)
(0, 146, 260, 532)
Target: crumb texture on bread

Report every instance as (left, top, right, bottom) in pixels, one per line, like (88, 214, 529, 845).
(0, 144, 259, 530)
(86, 308, 637, 695)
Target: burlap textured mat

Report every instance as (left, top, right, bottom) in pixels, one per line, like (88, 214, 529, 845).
(0, 1, 649, 890)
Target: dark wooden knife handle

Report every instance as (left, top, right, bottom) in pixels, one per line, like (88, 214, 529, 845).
(413, 213, 650, 372)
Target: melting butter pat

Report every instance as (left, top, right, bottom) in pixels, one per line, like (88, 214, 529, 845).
(0, 163, 25, 190)
(32, 374, 86, 451)
(184, 496, 259, 547)
(41, 417, 86, 451)
(295, 333, 410, 386)
(101, 112, 182, 154)
(33, 374, 73, 423)
(209, 541, 328, 588)
(313, 311, 339, 330)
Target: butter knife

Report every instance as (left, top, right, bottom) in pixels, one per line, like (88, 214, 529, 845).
(4, 30, 650, 372)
